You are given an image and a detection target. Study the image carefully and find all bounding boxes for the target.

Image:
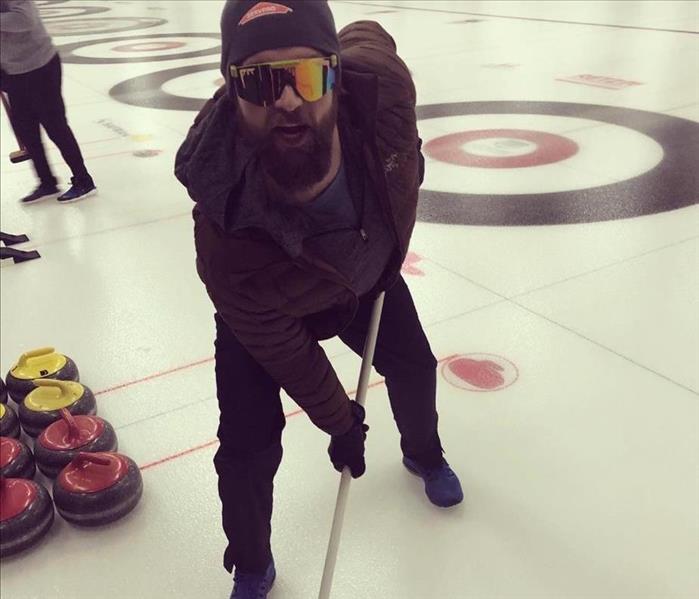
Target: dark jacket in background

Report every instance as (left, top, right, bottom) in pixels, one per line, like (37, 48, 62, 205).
(175, 20, 424, 436)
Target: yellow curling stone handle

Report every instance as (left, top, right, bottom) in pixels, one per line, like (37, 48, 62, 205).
(25, 379, 83, 412)
(12, 347, 67, 380)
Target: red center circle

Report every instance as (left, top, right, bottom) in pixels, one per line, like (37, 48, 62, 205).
(112, 41, 185, 53)
(423, 128, 578, 168)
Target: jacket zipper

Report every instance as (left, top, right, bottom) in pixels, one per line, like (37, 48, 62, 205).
(302, 224, 369, 243)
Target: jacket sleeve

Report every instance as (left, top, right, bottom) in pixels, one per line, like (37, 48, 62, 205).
(338, 20, 417, 142)
(338, 20, 422, 252)
(193, 209, 355, 437)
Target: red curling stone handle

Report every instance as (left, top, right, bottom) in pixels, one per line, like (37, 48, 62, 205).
(60, 408, 81, 441)
(75, 452, 111, 467)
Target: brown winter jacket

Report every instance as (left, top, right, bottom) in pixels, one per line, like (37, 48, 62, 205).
(175, 21, 423, 436)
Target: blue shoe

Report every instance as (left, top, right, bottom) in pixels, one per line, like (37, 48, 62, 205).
(231, 559, 276, 599)
(403, 457, 464, 508)
(57, 177, 97, 204)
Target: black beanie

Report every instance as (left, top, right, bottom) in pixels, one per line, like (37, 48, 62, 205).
(220, 1, 341, 92)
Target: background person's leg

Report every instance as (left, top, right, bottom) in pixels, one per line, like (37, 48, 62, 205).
(32, 54, 91, 184)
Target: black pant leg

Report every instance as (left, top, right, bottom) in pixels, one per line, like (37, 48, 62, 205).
(31, 54, 90, 182)
(4, 73, 56, 185)
(339, 276, 443, 467)
(213, 313, 286, 574)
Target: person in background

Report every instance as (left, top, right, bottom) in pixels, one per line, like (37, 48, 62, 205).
(175, 1, 463, 597)
(0, 0, 96, 203)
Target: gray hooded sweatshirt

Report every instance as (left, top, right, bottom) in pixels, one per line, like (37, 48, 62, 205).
(0, 0, 55, 75)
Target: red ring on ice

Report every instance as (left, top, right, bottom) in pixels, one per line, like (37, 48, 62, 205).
(112, 41, 185, 53)
(423, 128, 579, 168)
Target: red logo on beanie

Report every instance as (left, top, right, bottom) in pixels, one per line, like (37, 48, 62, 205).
(239, 2, 294, 26)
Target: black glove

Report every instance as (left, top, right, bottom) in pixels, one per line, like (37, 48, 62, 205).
(328, 401, 369, 478)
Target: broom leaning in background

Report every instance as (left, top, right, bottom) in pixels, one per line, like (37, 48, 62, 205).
(0, 90, 31, 163)
(0, 85, 41, 264)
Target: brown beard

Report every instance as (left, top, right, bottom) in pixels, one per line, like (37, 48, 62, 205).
(236, 95, 338, 196)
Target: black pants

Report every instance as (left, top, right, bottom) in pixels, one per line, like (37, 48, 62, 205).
(2, 53, 90, 186)
(213, 275, 442, 573)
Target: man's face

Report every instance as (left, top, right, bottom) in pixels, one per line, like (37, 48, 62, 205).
(234, 46, 338, 194)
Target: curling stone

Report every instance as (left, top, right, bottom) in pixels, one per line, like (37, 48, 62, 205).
(35, 409, 117, 478)
(0, 437, 36, 479)
(53, 452, 143, 526)
(0, 377, 7, 404)
(19, 379, 96, 438)
(6, 347, 79, 404)
(0, 404, 20, 439)
(0, 477, 55, 558)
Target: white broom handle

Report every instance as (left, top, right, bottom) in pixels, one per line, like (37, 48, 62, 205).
(318, 291, 386, 599)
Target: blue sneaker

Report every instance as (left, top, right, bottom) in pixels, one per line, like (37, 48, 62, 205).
(231, 559, 276, 599)
(57, 177, 97, 204)
(403, 457, 464, 508)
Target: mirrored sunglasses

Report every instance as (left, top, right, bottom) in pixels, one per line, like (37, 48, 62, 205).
(229, 55, 338, 107)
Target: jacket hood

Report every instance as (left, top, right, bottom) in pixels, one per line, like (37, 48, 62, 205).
(174, 91, 255, 228)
